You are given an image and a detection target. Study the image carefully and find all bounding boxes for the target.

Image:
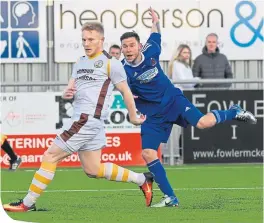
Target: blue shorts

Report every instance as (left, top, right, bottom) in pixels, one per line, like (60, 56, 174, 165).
(141, 95, 203, 150)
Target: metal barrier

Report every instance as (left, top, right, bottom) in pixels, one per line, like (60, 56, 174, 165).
(1, 78, 263, 87)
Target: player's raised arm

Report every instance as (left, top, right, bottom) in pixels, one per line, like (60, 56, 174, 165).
(144, 7, 161, 52)
(149, 7, 161, 34)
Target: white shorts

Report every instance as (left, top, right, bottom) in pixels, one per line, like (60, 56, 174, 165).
(54, 113, 106, 154)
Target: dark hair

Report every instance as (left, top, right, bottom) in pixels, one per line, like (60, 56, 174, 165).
(109, 44, 121, 51)
(120, 31, 140, 42)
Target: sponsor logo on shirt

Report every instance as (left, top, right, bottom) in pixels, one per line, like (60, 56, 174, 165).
(136, 67, 158, 84)
(77, 75, 96, 81)
(77, 69, 94, 74)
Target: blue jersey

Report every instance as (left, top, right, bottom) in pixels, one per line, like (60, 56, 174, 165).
(122, 33, 182, 116)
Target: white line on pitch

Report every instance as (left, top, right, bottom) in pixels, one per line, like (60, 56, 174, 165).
(1, 187, 263, 193)
(21, 165, 263, 172)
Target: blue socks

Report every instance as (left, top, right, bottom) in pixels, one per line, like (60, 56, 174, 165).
(147, 159, 175, 197)
(211, 109, 237, 124)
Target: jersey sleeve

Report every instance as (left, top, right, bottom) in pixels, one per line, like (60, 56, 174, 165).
(71, 63, 77, 78)
(109, 58, 127, 85)
(142, 33, 161, 56)
(148, 32, 161, 46)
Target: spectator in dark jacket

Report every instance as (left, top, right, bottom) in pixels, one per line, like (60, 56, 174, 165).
(192, 33, 233, 88)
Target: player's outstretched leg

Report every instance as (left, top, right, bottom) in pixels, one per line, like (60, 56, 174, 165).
(142, 149, 179, 208)
(215, 104, 257, 124)
(3, 143, 69, 212)
(78, 150, 154, 207)
(193, 104, 257, 130)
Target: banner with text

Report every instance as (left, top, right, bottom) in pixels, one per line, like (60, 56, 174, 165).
(183, 90, 264, 164)
(54, 0, 264, 62)
(0, 134, 154, 168)
(0, 92, 156, 168)
(1, 91, 140, 134)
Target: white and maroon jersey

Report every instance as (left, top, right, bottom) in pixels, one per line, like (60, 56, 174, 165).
(72, 51, 127, 120)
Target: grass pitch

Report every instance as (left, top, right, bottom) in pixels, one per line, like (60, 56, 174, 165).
(1, 164, 263, 223)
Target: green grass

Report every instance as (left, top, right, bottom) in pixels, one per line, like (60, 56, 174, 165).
(1, 164, 263, 223)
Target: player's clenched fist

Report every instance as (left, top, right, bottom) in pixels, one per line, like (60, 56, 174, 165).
(130, 114, 146, 126)
(62, 87, 76, 99)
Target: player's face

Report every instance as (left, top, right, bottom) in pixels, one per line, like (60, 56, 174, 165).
(206, 36, 218, 53)
(180, 48, 190, 61)
(82, 30, 104, 57)
(109, 48, 121, 60)
(121, 37, 141, 63)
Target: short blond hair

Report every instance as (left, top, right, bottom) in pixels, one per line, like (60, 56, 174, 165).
(81, 22, 104, 36)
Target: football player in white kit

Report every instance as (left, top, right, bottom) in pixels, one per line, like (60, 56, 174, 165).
(3, 22, 154, 212)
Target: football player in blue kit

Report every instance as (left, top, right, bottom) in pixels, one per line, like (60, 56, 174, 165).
(120, 7, 257, 207)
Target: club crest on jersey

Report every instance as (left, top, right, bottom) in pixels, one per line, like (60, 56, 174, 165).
(150, 58, 157, 66)
(94, 60, 103, 68)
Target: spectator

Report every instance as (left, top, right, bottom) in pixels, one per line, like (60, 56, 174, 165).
(109, 44, 121, 60)
(168, 44, 199, 89)
(192, 33, 233, 88)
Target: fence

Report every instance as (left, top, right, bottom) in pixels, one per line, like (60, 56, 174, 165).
(1, 61, 263, 92)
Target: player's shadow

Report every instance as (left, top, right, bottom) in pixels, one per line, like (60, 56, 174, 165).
(36, 208, 49, 212)
(1, 168, 25, 172)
